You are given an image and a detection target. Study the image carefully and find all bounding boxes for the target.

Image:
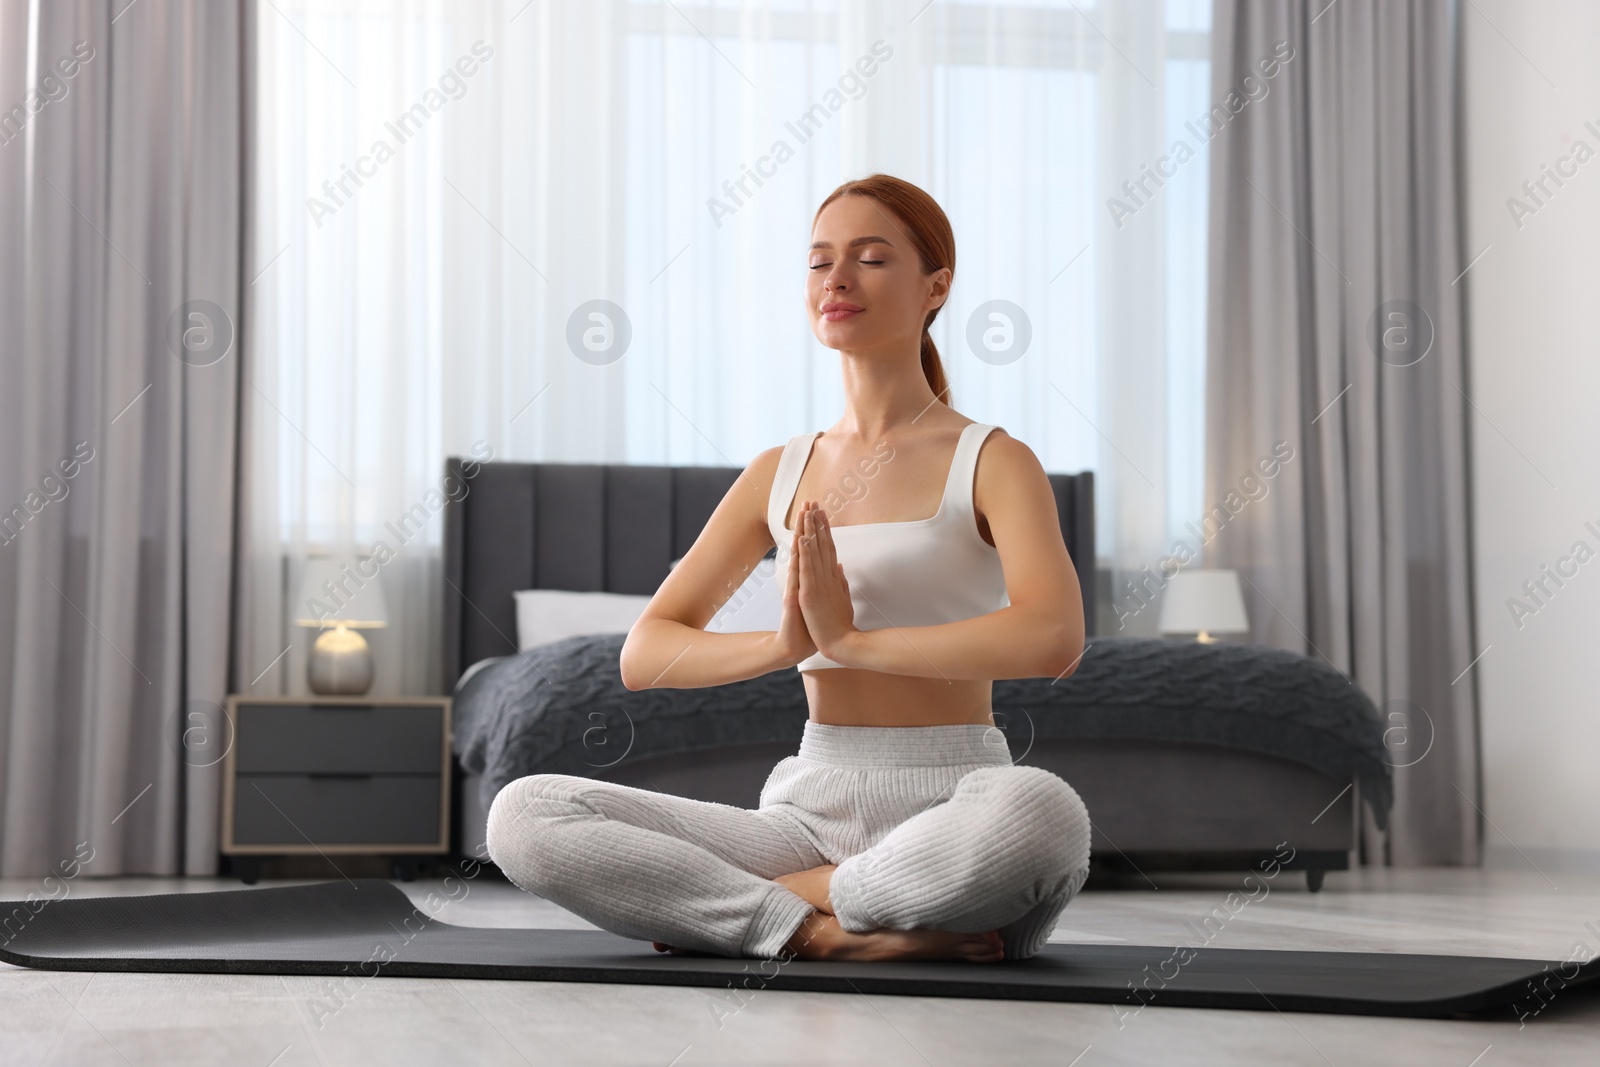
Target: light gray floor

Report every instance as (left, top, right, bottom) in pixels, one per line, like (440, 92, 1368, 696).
(2, 867, 1597, 1066)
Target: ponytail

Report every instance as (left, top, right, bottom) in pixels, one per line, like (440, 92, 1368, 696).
(920, 322, 951, 408)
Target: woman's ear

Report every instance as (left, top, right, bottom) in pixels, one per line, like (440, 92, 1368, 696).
(926, 266, 952, 312)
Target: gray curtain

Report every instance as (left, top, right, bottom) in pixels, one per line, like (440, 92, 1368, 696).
(1204, 0, 1480, 865)
(0, 0, 247, 876)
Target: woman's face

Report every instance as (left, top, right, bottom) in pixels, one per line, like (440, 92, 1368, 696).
(806, 194, 949, 353)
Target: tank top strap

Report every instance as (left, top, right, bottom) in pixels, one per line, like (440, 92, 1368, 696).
(947, 423, 1002, 518)
(767, 432, 820, 533)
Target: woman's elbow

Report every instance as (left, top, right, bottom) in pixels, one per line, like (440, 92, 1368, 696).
(620, 651, 661, 691)
(618, 623, 653, 691)
(1042, 617, 1087, 678)
(620, 615, 696, 690)
(618, 650, 641, 691)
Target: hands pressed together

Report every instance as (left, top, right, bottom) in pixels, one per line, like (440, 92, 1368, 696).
(775, 500, 859, 668)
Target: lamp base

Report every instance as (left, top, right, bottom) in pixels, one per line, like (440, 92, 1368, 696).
(308, 626, 374, 695)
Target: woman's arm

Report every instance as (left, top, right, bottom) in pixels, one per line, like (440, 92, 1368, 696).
(619, 446, 801, 690)
(620, 618, 791, 691)
(801, 431, 1086, 681)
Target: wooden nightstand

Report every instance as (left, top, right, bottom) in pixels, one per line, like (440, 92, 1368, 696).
(221, 695, 451, 883)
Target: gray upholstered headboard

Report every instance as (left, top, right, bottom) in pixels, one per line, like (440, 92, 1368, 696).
(442, 457, 1095, 687)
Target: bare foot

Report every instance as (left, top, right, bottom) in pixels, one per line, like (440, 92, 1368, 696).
(774, 863, 837, 914)
(783, 910, 1004, 963)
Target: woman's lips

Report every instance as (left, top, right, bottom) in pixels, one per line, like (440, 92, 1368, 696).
(822, 307, 862, 322)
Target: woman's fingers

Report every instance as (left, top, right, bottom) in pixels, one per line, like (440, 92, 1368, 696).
(793, 506, 810, 589)
(788, 517, 801, 596)
(814, 502, 838, 574)
(812, 505, 847, 608)
(800, 502, 848, 615)
(799, 503, 818, 580)
(794, 506, 810, 601)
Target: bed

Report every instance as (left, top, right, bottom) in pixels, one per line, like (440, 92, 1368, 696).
(442, 455, 1390, 892)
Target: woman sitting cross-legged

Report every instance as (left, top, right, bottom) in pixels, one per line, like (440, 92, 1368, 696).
(485, 173, 1092, 963)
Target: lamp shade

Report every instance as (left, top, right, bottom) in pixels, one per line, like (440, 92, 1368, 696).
(1158, 569, 1249, 635)
(293, 557, 389, 628)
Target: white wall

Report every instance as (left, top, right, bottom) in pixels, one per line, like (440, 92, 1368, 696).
(1463, 0, 1600, 871)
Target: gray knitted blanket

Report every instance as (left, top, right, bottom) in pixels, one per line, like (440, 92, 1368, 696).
(453, 634, 1392, 831)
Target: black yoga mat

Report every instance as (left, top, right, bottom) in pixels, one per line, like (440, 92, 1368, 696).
(2, 879, 1591, 1020)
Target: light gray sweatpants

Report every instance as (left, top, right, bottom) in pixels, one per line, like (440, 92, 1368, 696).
(484, 721, 1092, 960)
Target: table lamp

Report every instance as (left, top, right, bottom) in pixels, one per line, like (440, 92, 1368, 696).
(294, 557, 389, 695)
(1158, 569, 1249, 644)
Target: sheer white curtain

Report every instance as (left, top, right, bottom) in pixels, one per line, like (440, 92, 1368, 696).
(242, 0, 1211, 698)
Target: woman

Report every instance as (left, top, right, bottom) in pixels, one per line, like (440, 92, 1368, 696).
(485, 174, 1091, 963)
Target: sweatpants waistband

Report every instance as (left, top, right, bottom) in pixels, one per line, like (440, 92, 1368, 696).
(797, 721, 1014, 769)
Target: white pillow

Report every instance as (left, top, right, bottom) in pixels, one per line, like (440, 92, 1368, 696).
(512, 589, 654, 651)
(672, 553, 782, 634)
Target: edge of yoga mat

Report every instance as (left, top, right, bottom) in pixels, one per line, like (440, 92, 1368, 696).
(1, 879, 1594, 1021)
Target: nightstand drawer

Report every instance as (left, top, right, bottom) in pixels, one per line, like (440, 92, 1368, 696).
(234, 703, 442, 774)
(233, 775, 442, 847)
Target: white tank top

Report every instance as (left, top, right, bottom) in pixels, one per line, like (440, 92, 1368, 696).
(766, 422, 1011, 672)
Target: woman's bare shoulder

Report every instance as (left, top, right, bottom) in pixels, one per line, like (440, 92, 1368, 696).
(977, 425, 1030, 462)
(972, 428, 1052, 515)
(735, 440, 796, 534)
(747, 440, 790, 485)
